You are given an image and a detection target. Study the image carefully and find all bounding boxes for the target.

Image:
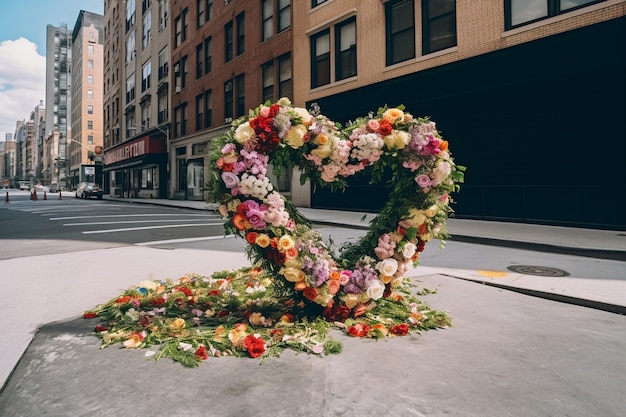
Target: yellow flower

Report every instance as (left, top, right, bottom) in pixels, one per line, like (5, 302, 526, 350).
(170, 318, 186, 329)
(382, 108, 405, 124)
(424, 205, 438, 218)
(255, 233, 271, 248)
(278, 235, 295, 251)
(284, 125, 307, 149)
(314, 134, 328, 145)
(343, 293, 360, 309)
(280, 267, 305, 283)
(311, 145, 332, 159)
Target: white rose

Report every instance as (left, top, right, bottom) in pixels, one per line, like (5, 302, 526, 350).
(138, 280, 158, 291)
(234, 122, 255, 144)
(376, 258, 398, 276)
(280, 267, 304, 282)
(366, 280, 386, 301)
(402, 242, 417, 259)
(431, 161, 452, 185)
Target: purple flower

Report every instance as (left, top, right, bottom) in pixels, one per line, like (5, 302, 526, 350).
(246, 208, 266, 229)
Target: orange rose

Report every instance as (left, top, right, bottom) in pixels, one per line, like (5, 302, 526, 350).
(327, 279, 340, 295)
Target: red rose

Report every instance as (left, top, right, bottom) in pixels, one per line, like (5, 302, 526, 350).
(377, 120, 393, 136)
(390, 323, 410, 336)
(243, 334, 266, 358)
(217, 310, 230, 317)
(175, 287, 193, 297)
(347, 323, 371, 338)
(195, 345, 209, 360)
(150, 297, 165, 306)
(94, 325, 108, 332)
(82, 312, 98, 319)
(209, 289, 222, 296)
(303, 287, 319, 302)
(245, 231, 259, 245)
(322, 303, 351, 323)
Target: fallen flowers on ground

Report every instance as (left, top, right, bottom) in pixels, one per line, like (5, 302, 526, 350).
(83, 267, 450, 367)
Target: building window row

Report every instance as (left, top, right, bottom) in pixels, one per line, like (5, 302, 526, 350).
(311, 15, 357, 88)
(262, 54, 292, 103)
(225, 13, 245, 63)
(175, 8, 189, 48)
(195, 37, 213, 80)
(505, 0, 605, 29)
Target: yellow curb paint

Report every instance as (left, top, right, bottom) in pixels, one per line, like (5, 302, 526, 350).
(477, 270, 509, 278)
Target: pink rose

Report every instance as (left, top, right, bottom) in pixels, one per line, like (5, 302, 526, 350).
(259, 106, 271, 118)
(221, 172, 240, 188)
(367, 119, 380, 132)
(416, 174, 432, 188)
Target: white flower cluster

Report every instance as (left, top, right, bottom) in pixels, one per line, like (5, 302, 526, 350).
(238, 173, 274, 200)
(351, 132, 385, 162)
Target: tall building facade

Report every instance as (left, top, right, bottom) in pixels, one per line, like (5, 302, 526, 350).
(0, 137, 17, 188)
(70, 10, 105, 188)
(167, 0, 292, 201)
(45, 24, 72, 190)
(103, 0, 171, 199)
(32, 100, 46, 184)
(291, 0, 626, 230)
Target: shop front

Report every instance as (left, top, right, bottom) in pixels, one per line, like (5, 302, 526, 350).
(103, 133, 168, 199)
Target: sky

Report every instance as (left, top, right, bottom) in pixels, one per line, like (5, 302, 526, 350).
(0, 0, 104, 140)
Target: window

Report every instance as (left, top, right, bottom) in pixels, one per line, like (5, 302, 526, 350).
(141, 100, 151, 129)
(87, 120, 93, 129)
(87, 74, 94, 84)
(181, 55, 188, 88)
(87, 105, 94, 115)
(142, 10, 152, 48)
(197, 0, 205, 27)
(385, 0, 415, 66)
(312, 0, 328, 7)
(126, 110, 136, 137)
(196, 94, 204, 130)
(505, 0, 604, 29)
(206, 0, 213, 22)
(142, 0, 152, 14)
(87, 90, 94, 99)
(182, 8, 188, 42)
(224, 81, 233, 120)
(175, 15, 182, 47)
(262, 0, 290, 41)
(88, 135, 94, 144)
(262, 0, 273, 41)
(158, 46, 169, 80)
(204, 37, 212, 74)
(236, 13, 245, 56)
(235, 74, 245, 117)
(335, 17, 357, 81)
(158, 89, 168, 123)
(159, 0, 168, 31)
(262, 54, 292, 102)
(88, 59, 94, 69)
(142, 60, 151, 91)
(225, 21, 233, 62)
(278, 0, 290, 32)
(204, 90, 212, 128)
(88, 44, 94, 55)
(126, 30, 136, 64)
(262, 61, 274, 103)
(278, 54, 292, 99)
(422, 0, 456, 54)
(126, 73, 136, 103)
(174, 103, 188, 137)
(311, 29, 330, 88)
(196, 43, 203, 79)
(126, 0, 136, 32)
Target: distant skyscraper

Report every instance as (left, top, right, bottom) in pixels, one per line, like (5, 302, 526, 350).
(45, 23, 72, 187)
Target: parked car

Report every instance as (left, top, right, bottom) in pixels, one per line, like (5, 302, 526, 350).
(76, 182, 103, 199)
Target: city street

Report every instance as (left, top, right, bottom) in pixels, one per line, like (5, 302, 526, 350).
(1, 191, 625, 416)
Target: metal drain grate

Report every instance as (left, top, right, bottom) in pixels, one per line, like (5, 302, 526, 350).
(506, 265, 570, 277)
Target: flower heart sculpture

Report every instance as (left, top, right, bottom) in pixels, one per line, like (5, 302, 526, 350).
(208, 98, 465, 320)
(85, 98, 465, 366)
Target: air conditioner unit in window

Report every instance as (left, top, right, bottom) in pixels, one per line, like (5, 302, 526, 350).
(174, 86, 181, 93)
(174, 63, 180, 73)
(224, 117, 232, 123)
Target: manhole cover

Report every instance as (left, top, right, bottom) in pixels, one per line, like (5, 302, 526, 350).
(506, 265, 570, 277)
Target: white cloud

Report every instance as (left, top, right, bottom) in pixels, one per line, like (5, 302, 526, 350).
(0, 38, 45, 139)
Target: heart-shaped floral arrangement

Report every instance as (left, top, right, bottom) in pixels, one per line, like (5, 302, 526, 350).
(209, 98, 464, 316)
(85, 98, 464, 366)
